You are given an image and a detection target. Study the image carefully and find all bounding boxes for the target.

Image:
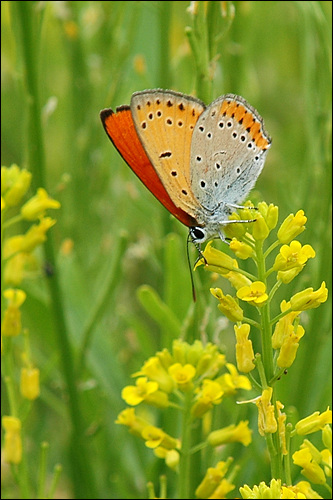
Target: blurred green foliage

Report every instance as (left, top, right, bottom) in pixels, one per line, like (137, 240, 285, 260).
(1, 1, 331, 498)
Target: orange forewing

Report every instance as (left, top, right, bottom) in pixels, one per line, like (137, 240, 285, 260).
(100, 106, 197, 227)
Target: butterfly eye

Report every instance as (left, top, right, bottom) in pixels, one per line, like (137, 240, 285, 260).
(190, 227, 206, 243)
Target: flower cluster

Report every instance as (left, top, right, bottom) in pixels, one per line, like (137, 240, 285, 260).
(194, 201, 331, 496)
(117, 339, 252, 493)
(196, 202, 328, 377)
(1, 164, 60, 465)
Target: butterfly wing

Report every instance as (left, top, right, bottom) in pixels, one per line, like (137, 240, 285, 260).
(130, 89, 206, 219)
(100, 106, 197, 227)
(190, 94, 271, 214)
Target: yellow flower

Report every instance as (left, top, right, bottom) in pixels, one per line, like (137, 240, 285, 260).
(4, 217, 57, 258)
(195, 241, 238, 275)
(277, 324, 305, 368)
(276, 401, 288, 456)
(252, 213, 269, 240)
(20, 367, 40, 400)
(234, 324, 255, 373)
(272, 300, 300, 349)
(2, 416, 22, 464)
(1, 164, 32, 207)
(278, 210, 307, 244)
(195, 461, 230, 499)
(273, 240, 315, 284)
(208, 421, 252, 447)
(154, 447, 179, 470)
(290, 282, 328, 311)
(322, 424, 332, 451)
(168, 363, 196, 391)
(216, 363, 252, 394)
(191, 380, 224, 418)
(257, 201, 279, 230)
(208, 479, 235, 499)
(210, 287, 244, 322)
(21, 187, 60, 220)
(1, 288, 26, 337)
(223, 212, 248, 239)
(121, 377, 169, 408)
(141, 425, 179, 450)
(237, 281, 268, 306)
(295, 480, 326, 499)
(115, 408, 149, 438)
(292, 447, 326, 485)
(255, 387, 278, 436)
(295, 407, 332, 435)
(224, 269, 252, 291)
(136, 356, 175, 393)
(229, 239, 254, 259)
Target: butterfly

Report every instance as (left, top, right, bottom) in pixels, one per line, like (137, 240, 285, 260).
(100, 89, 271, 245)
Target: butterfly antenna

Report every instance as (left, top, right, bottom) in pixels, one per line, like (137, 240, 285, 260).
(187, 233, 197, 302)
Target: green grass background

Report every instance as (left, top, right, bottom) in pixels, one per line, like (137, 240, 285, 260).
(1, 1, 332, 498)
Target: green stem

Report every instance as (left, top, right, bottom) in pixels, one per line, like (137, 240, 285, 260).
(178, 390, 195, 499)
(255, 240, 274, 382)
(255, 239, 282, 479)
(186, 2, 212, 102)
(37, 442, 48, 499)
(47, 464, 62, 500)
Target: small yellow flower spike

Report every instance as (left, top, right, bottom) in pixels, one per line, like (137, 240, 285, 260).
(1, 288, 26, 337)
(229, 239, 254, 259)
(234, 324, 255, 373)
(207, 421, 252, 447)
(210, 287, 244, 322)
(278, 210, 307, 244)
(290, 282, 328, 311)
(21, 187, 60, 221)
(295, 407, 332, 435)
(2, 416, 22, 464)
(195, 241, 238, 275)
(20, 367, 40, 400)
(255, 387, 278, 436)
(237, 281, 268, 306)
(168, 363, 196, 391)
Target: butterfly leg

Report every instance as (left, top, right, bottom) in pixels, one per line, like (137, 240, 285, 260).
(226, 203, 258, 211)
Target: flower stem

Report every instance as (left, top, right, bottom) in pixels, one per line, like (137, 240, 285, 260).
(178, 390, 195, 499)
